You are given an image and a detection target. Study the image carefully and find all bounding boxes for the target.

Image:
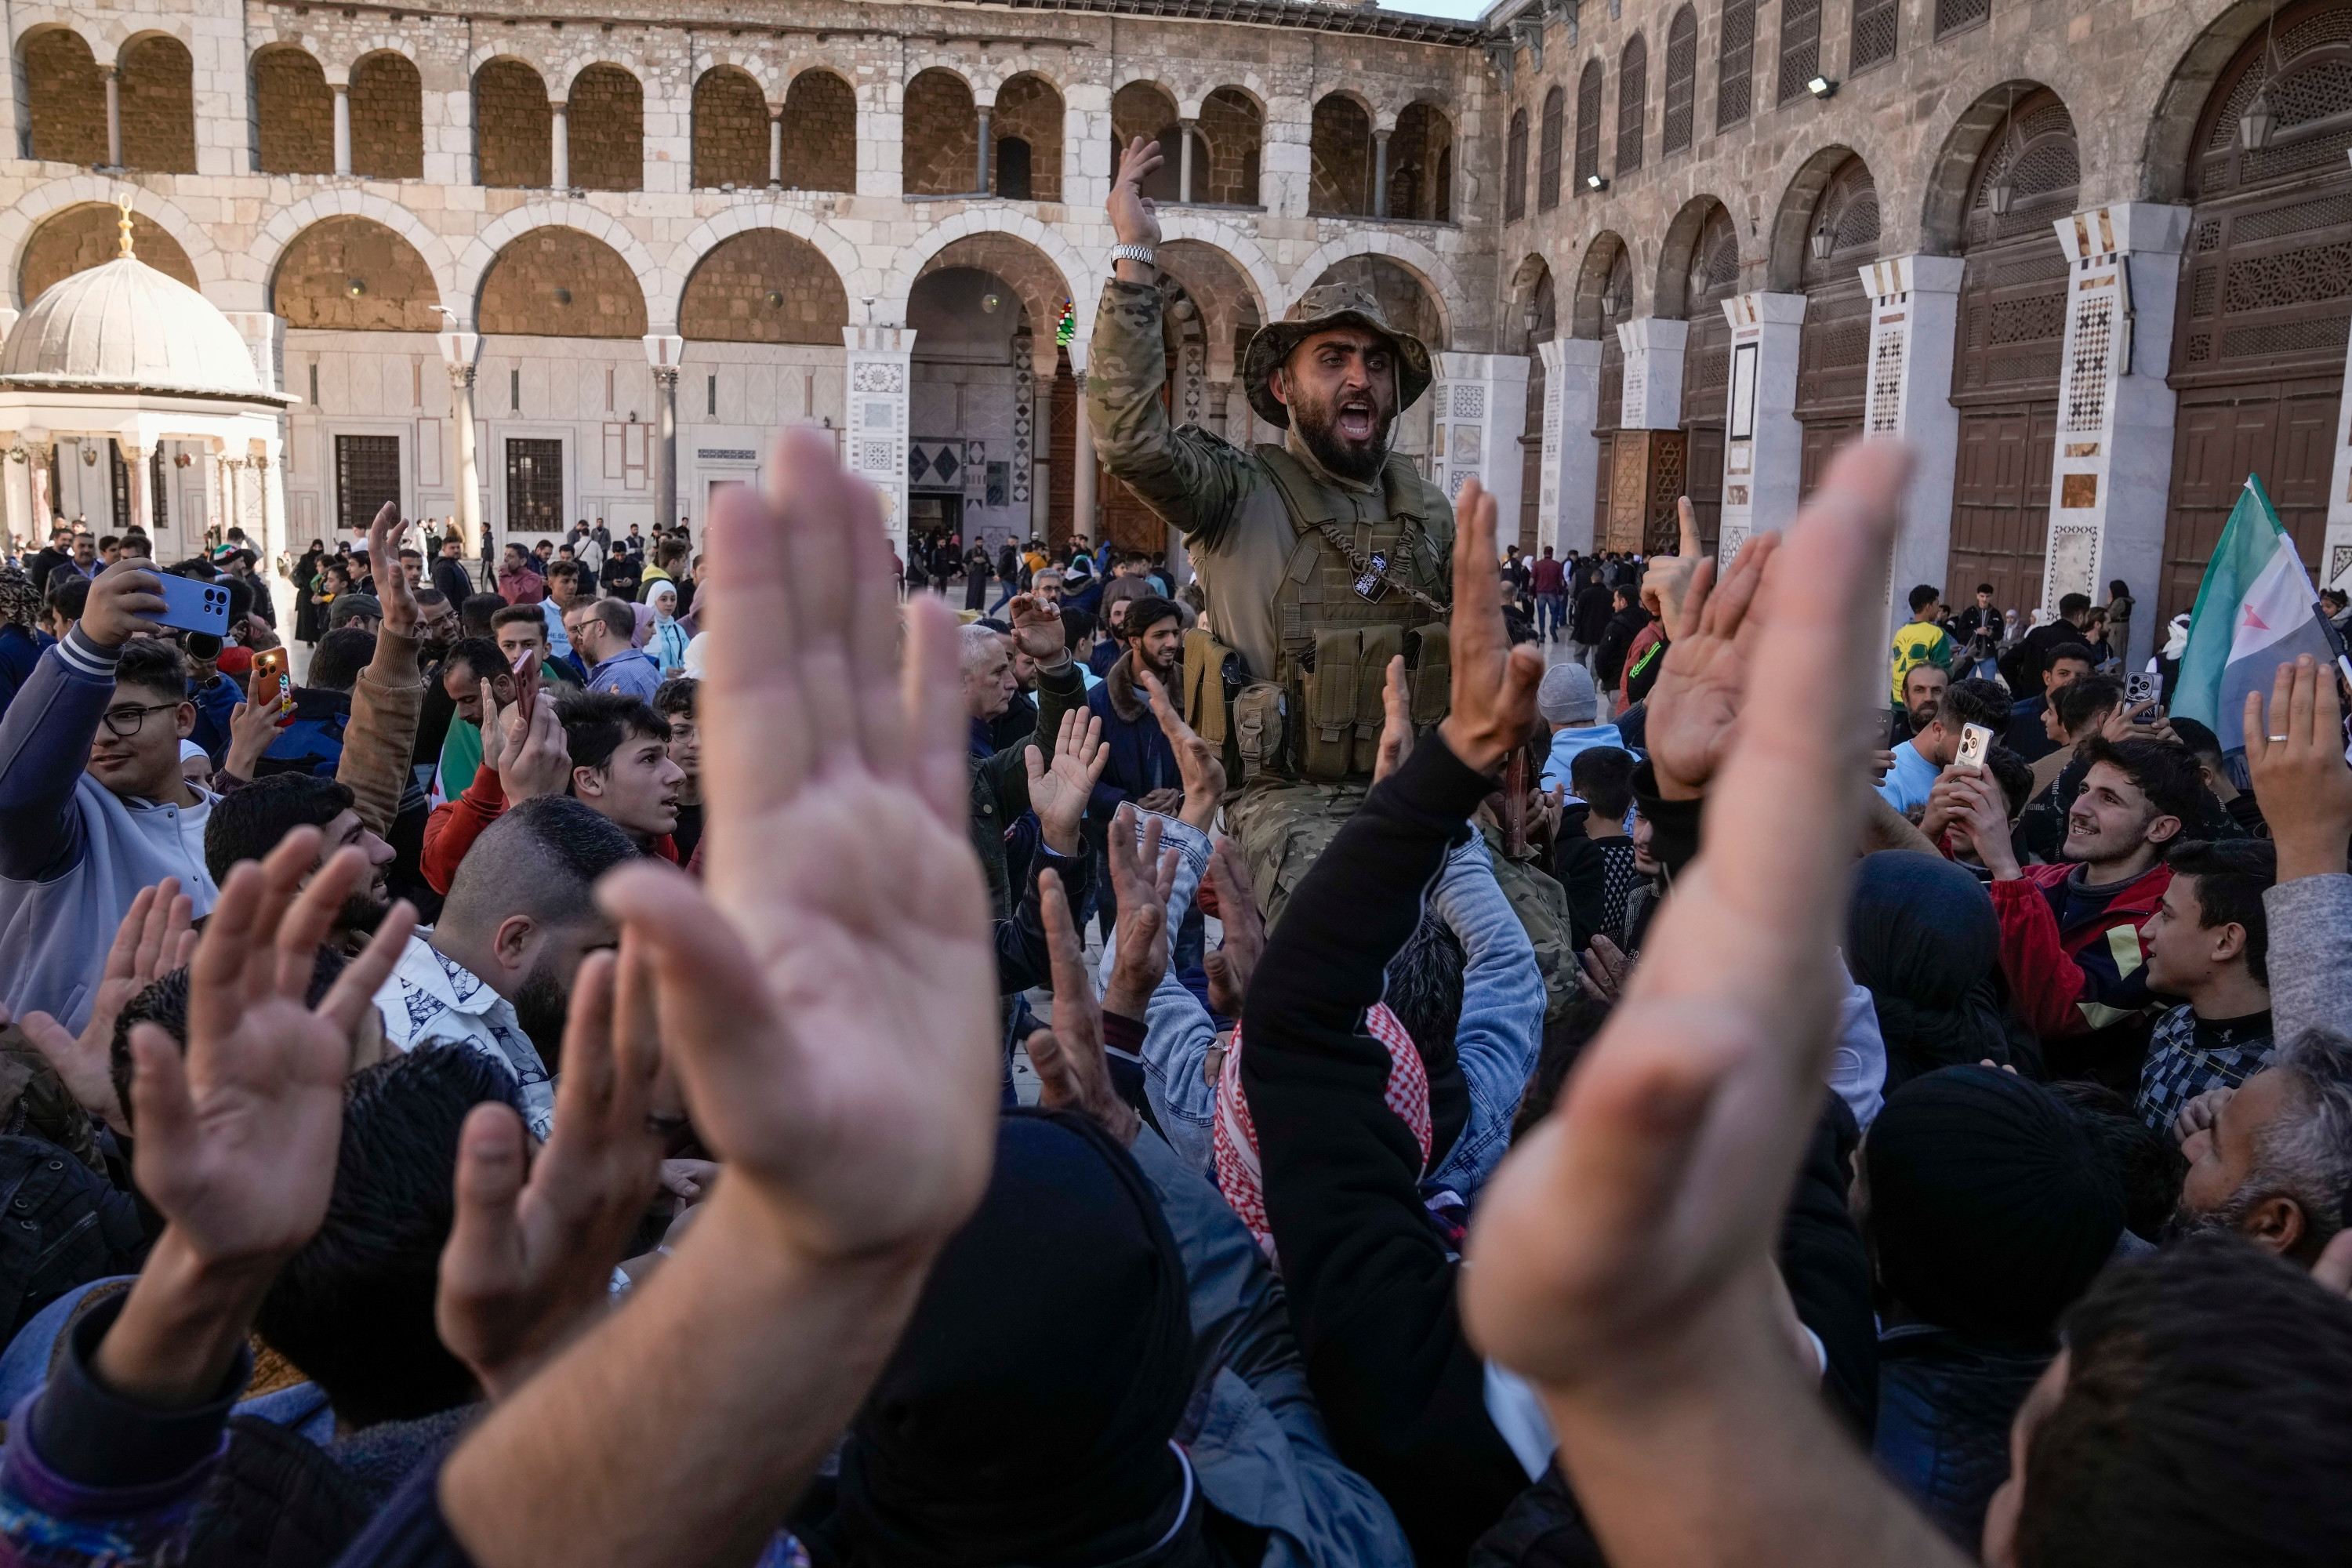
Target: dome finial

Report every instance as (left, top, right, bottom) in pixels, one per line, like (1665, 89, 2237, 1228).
(115, 195, 135, 260)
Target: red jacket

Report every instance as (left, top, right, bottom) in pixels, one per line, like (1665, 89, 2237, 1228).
(1988, 860, 2171, 1085)
(421, 764, 677, 895)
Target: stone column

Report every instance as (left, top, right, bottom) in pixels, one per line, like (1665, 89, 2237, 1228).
(437, 331, 485, 554)
(4, 441, 32, 544)
(550, 101, 569, 189)
(121, 441, 148, 549)
(1715, 292, 1807, 563)
(1031, 339, 1058, 537)
(975, 105, 992, 194)
(768, 107, 783, 187)
(332, 84, 353, 176)
(1073, 370, 1098, 543)
(1372, 129, 1390, 218)
(1178, 120, 1196, 202)
(1205, 378, 1234, 441)
(1428, 352, 1534, 548)
(103, 66, 121, 167)
(25, 439, 53, 535)
(2040, 202, 2190, 663)
(1536, 337, 1603, 555)
(1858, 255, 1965, 642)
(644, 334, 684, 530)
(255, 437, 292, 620)
(844, 325, 917, 561)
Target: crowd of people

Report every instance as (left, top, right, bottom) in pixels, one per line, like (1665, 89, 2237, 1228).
(0, 423, 2346, 1568)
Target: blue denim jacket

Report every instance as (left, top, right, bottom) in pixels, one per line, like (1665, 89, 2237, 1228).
(1093, 813, 1221, 1171)
(1421, 834, 1544, 1200)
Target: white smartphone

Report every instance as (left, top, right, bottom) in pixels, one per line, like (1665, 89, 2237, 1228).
(1957, 722, 1994, 772)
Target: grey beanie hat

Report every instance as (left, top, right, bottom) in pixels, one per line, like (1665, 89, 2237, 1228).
(1538, 662, 1599, 724)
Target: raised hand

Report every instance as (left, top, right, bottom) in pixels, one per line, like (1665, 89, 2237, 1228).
(80, 556, 168, 648)
(1200, 837, 1263, 1019)
(1642, 528, 1782, 801)
(221, 669, 288, 783)
(1026, 868, 1141, 1146)
(488, 679, 572, 804)
(597, 426, 998, 1261)
(19, 878, 197, 1132)
(1005, 592, 1068, 666)
(365, 502, 419, 640)
(1439, 479, 1545, 775)
(2245, 653, 2352, 883)
(96, 827, 414, 1409)
(1025, 708, 1108, 856)
(1371, 653, 1414, 786)
(1136, 665, 1225, 830)
(1108, 136, 1165, 252)
(439, 934, 664, 1403)
(1461, 442, 1905, 1464)
(1944, 767, 2021, 878)
(1639, 495, 1709, 631)
(1099, 804, 1176, 1019)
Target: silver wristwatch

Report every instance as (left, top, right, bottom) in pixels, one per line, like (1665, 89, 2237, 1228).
(1109, 242, 1157, 271)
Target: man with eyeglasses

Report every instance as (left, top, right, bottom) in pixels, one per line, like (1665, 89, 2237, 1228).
(0, 555, 218, 1032)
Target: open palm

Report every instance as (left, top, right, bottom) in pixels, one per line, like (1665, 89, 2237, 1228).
(1641, 530, 1782, 799)
(601, 429, 998, 1259)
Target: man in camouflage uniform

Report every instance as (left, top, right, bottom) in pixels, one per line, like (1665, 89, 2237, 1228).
(1087, 136, 1574, 1018)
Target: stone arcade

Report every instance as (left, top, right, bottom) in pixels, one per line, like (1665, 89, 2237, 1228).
(2, 0, 2349, 656)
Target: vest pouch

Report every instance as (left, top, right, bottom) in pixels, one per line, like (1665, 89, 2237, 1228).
(1182, 628, 1235, 748)
(1407, 622, 1451, 727)
(1355, 623, 1405, 761)
(1232, 682, 1287, 785)
(1299, 628, 1362, 782)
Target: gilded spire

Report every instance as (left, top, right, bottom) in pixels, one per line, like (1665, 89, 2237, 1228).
(116, 195, 135, 260)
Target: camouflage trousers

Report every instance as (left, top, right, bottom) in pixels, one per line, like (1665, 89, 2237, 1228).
(1223, 778, 1578, 1025)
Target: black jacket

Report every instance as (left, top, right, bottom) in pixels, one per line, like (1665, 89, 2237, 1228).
(1872, 1327, 2052, 1550)
(1570, 584, 1616, 644)
(1593, 606, 1651, 687)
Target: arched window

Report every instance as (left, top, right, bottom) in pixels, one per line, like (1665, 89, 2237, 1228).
(24, 31, 107, 166)
(1537, 86, 1566, 212)
(1777, 0, 1822, 106)
(256, 48, 333, 175)
(1199, 87, 1262, 205)
(475, 60, 551, 187)
(692, 67, 768, 189)
(1308, 94, 1373, 214)
(1617, 37, 1646, 173)
(349, 53, 423, 180)
(778, 71, 855, 194)
(992, 74, 1062, 201)
(1663, 7, 1697, 154)
(1717, 0, 1755, 130)
(1851, 0, 1898, 74)
(118, 34, 196, 173)
(567, 64, 643, 191)
(1573, 60, 1602, 192)
(1505, 108, 1529, 221)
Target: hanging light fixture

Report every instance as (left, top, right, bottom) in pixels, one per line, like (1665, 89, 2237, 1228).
(2243, 0, 2282, 150)
(1987, 84, 2020, 216)
(1809, 219, 1835, 262)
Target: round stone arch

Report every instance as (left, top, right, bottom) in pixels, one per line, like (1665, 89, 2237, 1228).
(1158, 213, 1281, 331)
(549, 51, 650, 101)
(1653, 192, 1739, 318)
(92, 13, 195, 66)
(1918, 78, 2067, 255)
(2141, 0, 2290, 204)
(1765, 143, 1870, 291)
(269, 215, 445, 332)
(670, 206, 869, 318)
(1156, 234, 1275, 377)
(1281, 230, 1461, 339)
(330, 33, 419, 79)
(0, 178, 224, 307)
(691, 50, 779, 101)
(464, 40, 561, 86)
(1569, 231, 1631, 339)
(456, 201, 674, 332)
(880, 211, 1098, 358)
(1508, 252, 1558, 348)
(255, 192, 457, 315)
(17, 201, 199, 303)
(474, 226, 650, 339)
(678, 230, 849, 345)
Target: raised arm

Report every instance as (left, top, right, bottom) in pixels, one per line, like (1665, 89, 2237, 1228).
(1423, 833, 1544, 1200)
(2245, 655, 2352, 1045)
(1087, 138, 1255, 547)
(1461, 441, 1969, 1568)
(339, 504, 426, 837)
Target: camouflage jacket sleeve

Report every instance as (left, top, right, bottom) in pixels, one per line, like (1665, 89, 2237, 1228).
(1087, 280, 1257, 551)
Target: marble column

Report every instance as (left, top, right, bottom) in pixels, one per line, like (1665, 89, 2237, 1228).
(644, 333, 685, 531)
(103, 67, 122, 166)
(844, 325, 917, 561)
(550, 101, 569, 189)
(1715, 292, 1807, 563)
(255, 437, 290, 619)
(1428, 352, 1534, 548)
(1178, 120, 1197, 203)
(1859, 254, 1965, 643)
(1073, 370, 1098, 543)
(26, 439, 53, 534)
(1372, 129, 1391, 218)
(976, 106, 992, 194)
(2040, 201, 2190, 665)
(332, 84, 353, 176)
(768, 107, 783, 187)
(437, 332, 484, 554)
(121, 442, 148, 550)
(1536, 337, 1603, 555)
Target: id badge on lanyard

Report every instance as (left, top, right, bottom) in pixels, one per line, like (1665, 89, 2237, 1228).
(1354, 551, 1393, 604)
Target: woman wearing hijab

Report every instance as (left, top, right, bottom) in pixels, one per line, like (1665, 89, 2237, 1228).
(1846, 851, 2040, 1094)
(644, 579, 689, 675)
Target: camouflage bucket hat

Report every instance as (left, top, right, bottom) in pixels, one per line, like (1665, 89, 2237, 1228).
(1241, 282, 1433, 430)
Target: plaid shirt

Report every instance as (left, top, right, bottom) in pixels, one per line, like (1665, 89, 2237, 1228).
(2134, 1003, 2275, 1134)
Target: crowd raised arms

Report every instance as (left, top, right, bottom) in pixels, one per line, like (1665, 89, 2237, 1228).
(0, 142, 2343, 1568)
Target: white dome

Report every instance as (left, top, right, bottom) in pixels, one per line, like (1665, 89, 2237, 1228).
(1, 256, 271, 399)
